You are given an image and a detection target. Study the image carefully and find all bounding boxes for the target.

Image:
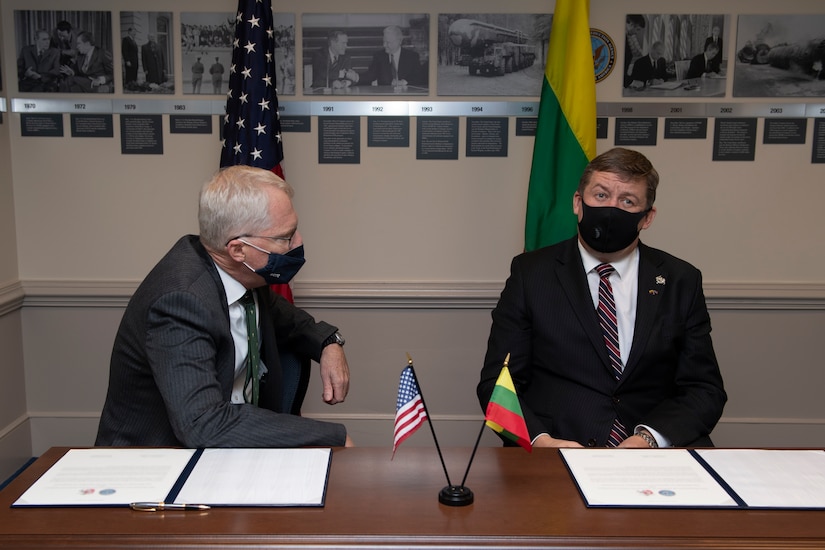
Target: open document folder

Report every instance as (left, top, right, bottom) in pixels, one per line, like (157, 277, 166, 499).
(12, 447, 332, 508)
(560, 448, 825, 509)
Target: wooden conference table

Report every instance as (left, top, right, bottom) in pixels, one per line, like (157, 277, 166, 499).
(1, 446, 824, 549)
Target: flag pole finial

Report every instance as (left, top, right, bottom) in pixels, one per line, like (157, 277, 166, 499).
(406, 352, 413, 366)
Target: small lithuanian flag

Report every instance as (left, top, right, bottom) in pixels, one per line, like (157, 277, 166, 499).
(484, 354, 532, 452)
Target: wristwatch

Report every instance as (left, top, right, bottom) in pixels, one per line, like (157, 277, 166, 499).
(322, 331, 345, 348)
(635, 429, 659, 448)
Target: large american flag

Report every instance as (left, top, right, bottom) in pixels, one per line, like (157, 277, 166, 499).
(221, 0, 292, 301)
(392, 365, 428, 458)
(220, 0, 284, 178)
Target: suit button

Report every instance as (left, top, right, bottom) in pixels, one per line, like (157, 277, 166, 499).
(612, 397, 620, 404)
(587, 439, 597, 447)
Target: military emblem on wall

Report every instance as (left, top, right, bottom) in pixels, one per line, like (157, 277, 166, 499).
(591, 28, 616, 83)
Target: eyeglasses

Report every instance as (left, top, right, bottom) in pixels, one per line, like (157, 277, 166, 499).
(226, 233, 295, 248)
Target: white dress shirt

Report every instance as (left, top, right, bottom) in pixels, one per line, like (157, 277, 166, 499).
(214, 264, 267, 404)
(577, 242, 670, 447)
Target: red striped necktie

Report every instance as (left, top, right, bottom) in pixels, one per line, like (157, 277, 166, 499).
(596, 263, 629, 447)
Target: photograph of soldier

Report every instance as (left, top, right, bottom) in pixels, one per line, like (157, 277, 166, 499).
(181, 12, 235, 95)
(733, 14, 825, 97)
(302, 13, 429, 96)
(437, 13, 545, 96)
(120, 12, 174, 94)
(14, 10, 113, 94)
(274, 13, 295, 95)
(622, 13, 728, 98)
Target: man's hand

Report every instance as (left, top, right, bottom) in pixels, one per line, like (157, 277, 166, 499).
(319, 343, 349, 405)
(618, 434, 653, 448)
(532, 434, 584, 448)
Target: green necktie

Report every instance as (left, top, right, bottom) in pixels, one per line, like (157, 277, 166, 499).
(238, 291, 260, 405)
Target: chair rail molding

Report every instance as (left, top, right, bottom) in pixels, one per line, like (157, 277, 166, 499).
(15, 279, 825, 310)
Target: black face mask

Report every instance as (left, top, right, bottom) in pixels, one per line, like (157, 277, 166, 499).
(578, 202, 650, 253)
(240, 241, 306, 284)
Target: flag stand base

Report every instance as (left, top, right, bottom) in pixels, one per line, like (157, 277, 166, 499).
(438, 485, 474, 506)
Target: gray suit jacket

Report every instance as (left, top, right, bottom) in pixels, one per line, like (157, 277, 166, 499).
(478, 237, 726, 447)
(96, 235, 346, 448)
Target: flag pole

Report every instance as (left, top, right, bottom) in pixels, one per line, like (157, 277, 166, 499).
(405, 353, 453, 489)
(459, 421, 487, 488)
(456, 352, 512, 492)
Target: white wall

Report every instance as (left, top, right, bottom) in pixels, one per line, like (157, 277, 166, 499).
(1, 0, 824, 482)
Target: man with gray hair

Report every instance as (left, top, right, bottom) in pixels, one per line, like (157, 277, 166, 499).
(361, 25, 426, 87)
(96, 165, 352, 448)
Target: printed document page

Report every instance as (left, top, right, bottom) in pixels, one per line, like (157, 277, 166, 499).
(559, 448, 738, 507)
(13, 448, 196, 506)
(173, 447, 331, 506)
(695, 449, 825, 508)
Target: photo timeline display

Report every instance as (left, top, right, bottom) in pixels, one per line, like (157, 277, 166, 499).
(8, 9, 825, 163)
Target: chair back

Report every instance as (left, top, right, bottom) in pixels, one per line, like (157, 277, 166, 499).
(675, 60, 691, 80)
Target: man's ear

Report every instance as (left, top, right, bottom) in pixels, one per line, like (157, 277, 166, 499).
(572, 191, 582, 217)
(640, 206, 657, 230)
(226, 239, 246, 263)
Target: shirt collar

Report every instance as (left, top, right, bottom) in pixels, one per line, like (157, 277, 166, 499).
(214, 262, 248, 306)
(578, 240, 639, 280)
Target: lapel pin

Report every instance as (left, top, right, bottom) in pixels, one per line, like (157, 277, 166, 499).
(649, 290, 658, 295)
(655, 275, 666, 285)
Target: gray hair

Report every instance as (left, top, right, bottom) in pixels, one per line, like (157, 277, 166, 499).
(198, 165, 294, 249)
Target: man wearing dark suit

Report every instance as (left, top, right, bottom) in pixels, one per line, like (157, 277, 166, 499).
(59, 31, 114, 93)
(623, 15, 646, 88)
(704, 26, 723, 68)
(361, 25, 426, 87)
(96, 166, 352, 448)
(628, 41, 668, 89)
(686, 42, 722, 79)
(141, 35, 165, 85)
(311, 30, 359, 90)
(17, 29, 61, 92)
(122, 27, 139, 85)
(478, 148, 726, 449)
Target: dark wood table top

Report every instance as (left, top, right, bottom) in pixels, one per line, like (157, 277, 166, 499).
(1, 446, 824, 549)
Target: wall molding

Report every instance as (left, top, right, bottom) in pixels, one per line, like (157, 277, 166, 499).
(13, 279, 825, 310)
(0, 280, 24, 316)
(0, 414, 28, 441)
(14, 410, 825, 426)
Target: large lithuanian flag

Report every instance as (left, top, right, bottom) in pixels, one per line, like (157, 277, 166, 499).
(524, 0, 597, 251)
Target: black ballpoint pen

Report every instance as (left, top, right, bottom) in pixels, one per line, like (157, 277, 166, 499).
(130, 502, 211, 512)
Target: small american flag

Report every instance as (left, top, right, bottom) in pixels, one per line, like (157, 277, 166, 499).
(392, 365, 428, 458)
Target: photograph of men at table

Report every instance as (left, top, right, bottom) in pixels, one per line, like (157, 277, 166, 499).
(622, 13, 728, 97)
(302, 14, 429, 95)
(13, 9, 114, 94)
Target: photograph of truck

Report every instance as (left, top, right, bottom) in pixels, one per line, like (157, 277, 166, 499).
(438, 13, 549, 96)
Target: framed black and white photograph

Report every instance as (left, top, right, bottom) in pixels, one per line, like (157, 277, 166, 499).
(14, 10, 114, 94)
(273, 13, 296, 96)
(733, 14, 825, 97)
(301, 13, 430, 96)
(181, 12, 235, 95)
(437, 14, 547, 96)
(622, 13, 729, 98)
(120, 12, 174, 94)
